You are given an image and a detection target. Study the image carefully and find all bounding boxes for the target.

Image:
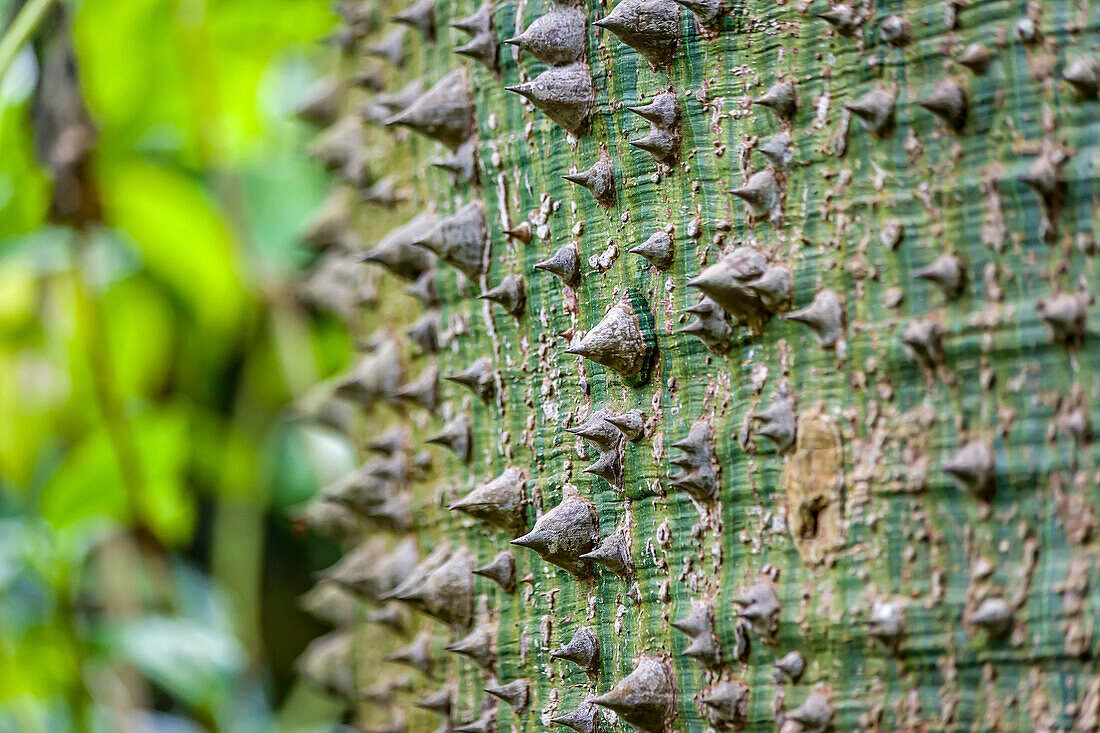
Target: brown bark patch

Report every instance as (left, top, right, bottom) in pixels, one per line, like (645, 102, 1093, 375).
(782, 408, 845, 564)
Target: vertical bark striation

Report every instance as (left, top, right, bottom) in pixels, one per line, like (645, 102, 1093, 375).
(297, 0, 1100, 731)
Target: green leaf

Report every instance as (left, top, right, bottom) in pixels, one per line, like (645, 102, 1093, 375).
(99, 275, 175, 400)
(0, 101, 50, 238)
(36, 425, 128, 536)
(100, 615, 247, 713)
(201, 0, 336, 157)
(39, 408, 195, 546)
(133, 407, 195, 545)
(73, 0, 335, 163)
(95, 158, 250, 336)
(73, 0, 201, 164)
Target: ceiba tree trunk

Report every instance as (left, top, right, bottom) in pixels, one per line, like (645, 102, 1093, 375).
(296, 1, 1100, 731)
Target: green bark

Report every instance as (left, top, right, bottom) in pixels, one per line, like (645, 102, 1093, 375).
(299, 1, 1100, 731)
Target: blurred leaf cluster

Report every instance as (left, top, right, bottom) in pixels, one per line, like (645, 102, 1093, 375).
(0, 0, 354, 728)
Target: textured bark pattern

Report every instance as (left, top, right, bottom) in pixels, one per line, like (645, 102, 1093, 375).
(299, 1, 1100, 731)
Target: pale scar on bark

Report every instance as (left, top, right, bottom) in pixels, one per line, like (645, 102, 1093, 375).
(782, 408, 845, 564)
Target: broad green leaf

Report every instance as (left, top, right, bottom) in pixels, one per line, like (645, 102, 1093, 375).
(0, 102, 50, 238)
(0, 257, 41, 336)
(99, 275, 175, 400)
(237, 141, 330, 269)
(100, 615, 246, 714)
(74, 0, 334, 164)
(37, 425, 130, 535)
(269, 422, 353, 509)
(0, 349, 69, 490)
(132, 407, 195, 545)
(39, 408, 195, 546)
(201, 0, 335, 159)
(94, 158, 250, 336)
(0, 623, 80, 702)
(73, 0, 201, 164)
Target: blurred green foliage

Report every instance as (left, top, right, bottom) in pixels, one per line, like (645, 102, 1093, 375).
(0, 0, 353, 728)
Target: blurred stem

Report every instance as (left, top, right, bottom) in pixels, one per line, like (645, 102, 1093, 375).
(70, 230, 149, 533)
(68, 232, 160, 716)
(0, 0, 59, 80)
(211, 498, 265, 653)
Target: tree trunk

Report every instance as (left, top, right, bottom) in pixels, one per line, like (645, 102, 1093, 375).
(297, 1, 1100, 731)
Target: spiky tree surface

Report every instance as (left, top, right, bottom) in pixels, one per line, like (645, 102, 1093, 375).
(295, 0, 1099, 731)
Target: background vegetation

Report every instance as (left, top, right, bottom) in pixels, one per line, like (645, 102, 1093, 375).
(0, 0, 350, 729)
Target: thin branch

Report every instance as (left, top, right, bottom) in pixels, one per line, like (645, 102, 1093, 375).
(0, 0, 59, 82)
